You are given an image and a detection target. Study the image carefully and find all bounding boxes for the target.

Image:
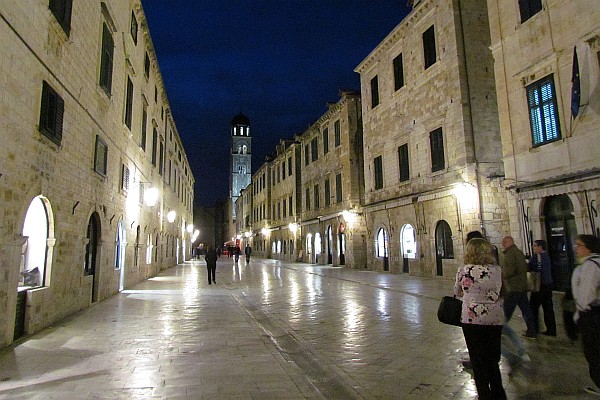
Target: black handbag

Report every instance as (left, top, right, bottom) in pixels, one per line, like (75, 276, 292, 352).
(437, 295, 463, 326)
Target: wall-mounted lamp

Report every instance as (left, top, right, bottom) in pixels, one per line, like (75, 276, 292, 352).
(261, 227, 270, 236)
(186, 224, 194, 234)
(143, 186, 159, 207)
(288, 222, 298, 234)
(244, 231, 252, 238)
(167, 210, 176, 223)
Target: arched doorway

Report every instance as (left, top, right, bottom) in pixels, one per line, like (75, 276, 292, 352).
(306, 234, 313, 262)
(115, 220, 126, 292)
(326, 225, 333, 264)
(314, 233, 322, 263)
(543, 195, 577, 291)
(400, 224, 417, 273)
(21, 196, 51, 287)
(85, 212, 101, 303)
(338, 223, 346, 266)
(435, 220, 454, 276)
(376, 227, 389, 271)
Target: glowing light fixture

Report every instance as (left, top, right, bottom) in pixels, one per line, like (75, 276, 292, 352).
(244, 231, 252, 238)
(144, 187, 159, 207)
(261, 227, 270, 236)
(288, 222, 298, 234)
(167, 210, 176, 223)
(186, 224, 194, 233)
(452, 182, 478, 211)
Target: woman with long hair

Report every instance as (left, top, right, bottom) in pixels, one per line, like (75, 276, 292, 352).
(454, 238, 506, 399)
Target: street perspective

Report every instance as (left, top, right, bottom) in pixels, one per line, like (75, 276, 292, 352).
(1, 0, 600, 399)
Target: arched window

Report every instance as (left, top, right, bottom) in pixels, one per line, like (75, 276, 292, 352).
(115, 220, 126, 270)
(306, 234, 312, 255)
(146, 234, 153, 264)
(401, 224, 417, 259)
(376, 228, 388, 257)
(85, 213, 101, 277)
(435, 220, 454, 259)
(314, 233, 322, 255)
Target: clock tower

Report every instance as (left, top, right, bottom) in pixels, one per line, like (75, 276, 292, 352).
(230, 113, 251, 229)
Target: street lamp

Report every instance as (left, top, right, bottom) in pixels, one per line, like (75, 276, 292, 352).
(143, 186, 159, 207)
(167, 210, 176, 223)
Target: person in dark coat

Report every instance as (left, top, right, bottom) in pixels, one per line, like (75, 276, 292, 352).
(245, 244, 252, 263)
(528, 239, 556, 336)
(205, 246, 218, 285)
(234, 245, 241, 263)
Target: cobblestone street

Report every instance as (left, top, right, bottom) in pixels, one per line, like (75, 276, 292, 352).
(0, 258, 593, 399)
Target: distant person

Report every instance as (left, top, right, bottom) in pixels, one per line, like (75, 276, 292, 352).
(572, 234, 600, 397)
(205, 246, 218, 285)
(234, 245, 241, 263)
(454, 238, 506, 399)
(501, 236, 537, 339)
(528, 240, 556, 336)
(245, 244, 252, 263)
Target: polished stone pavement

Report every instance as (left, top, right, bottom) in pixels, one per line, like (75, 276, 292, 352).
(0, 258, 595, 399)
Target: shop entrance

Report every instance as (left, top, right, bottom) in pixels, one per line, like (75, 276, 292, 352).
(543, 195, 577, 291)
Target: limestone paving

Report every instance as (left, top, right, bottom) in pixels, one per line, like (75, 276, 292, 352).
(0, 258, 592, 399)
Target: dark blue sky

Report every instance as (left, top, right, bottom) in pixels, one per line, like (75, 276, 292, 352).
(142, 1, 411, 207)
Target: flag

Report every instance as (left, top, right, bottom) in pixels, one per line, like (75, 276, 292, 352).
(571, 46, 580, 118)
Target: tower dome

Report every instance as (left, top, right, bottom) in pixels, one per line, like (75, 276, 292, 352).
(231, 113, 250, 126)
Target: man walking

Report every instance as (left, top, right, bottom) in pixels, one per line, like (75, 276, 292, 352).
(245, 244, 252, 264)
(501, 236, 537, 339)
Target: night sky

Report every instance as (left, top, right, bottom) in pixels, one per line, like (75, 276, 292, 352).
(142, 1, 412, 207)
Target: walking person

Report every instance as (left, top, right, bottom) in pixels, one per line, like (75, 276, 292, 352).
(454, 238, 507, 399)
(572, 234, 600, 396)
(234, 245, 241, 263)
(501, 236, 537, 339)
(245, 243, 252, 264)
(528, 240, 557, 336)
(205, 245, 218, 285)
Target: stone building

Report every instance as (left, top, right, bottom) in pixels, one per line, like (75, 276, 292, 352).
(296, 91, 366, 267)
(355, 0, 508, 276)
(249, 159, 273, 258)
(0, 1, 194, 347)
(487, 0, 600, 290)
(263, 139, 301, 262)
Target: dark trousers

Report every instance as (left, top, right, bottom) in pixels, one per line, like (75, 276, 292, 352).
(580, 307, 600, 388)
(462, 324, 506, 400)
(207, 265, 216, 284)
(504, 291, 536, 335)
(529, 283, 556, 334)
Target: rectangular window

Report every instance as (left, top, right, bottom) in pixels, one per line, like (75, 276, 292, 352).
(94, 135, 108, 176)
(325, 179, 331, 207)
(398, 143, 410, 182)
(281, 161, 285, 180)
(288, 156, 292, 176)
(336, 173, 342, 203)
(141, 104, 147, 151)
(314, 184, 320, 209)
(370, 75, 379, 108)
(151, 126, 158, 166)
(519, 0, 543, 23)
(374, 156, 384, 190)
(99, 23, 114, 95)
(159, 141, 164, 175)
(39, 81, 64, 145)
(423, 25, 437, 69)
(334, 120, 341, 147)
(277, 203, 281, 220)
(304, 144, 309, 165)
(49, 0, 72, 35)
(311, 137, 318, 162)
(130, 11, 138, 44)
(430, 128, 445, 172)
(393, 53, 404, 91)
(322, 128, 329, 154)
(289, 196, 293, 216)
(527, 75, 561, 146)
(306, 188, 311, 210)
(144, 52, 150, 79)
(121, 164, 130, 192)
(283, 199, 287, 218)
(124, 77, 134, 129)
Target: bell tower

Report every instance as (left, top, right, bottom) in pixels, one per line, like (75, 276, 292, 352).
(230, 113, 251, 225)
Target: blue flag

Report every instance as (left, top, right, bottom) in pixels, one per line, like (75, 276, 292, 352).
(571, 46, 580, 118)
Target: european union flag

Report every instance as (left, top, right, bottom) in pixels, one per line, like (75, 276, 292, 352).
(571, 46, 580, 118)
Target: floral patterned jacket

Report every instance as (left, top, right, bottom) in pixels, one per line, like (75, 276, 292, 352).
(454, 264, 505, 325)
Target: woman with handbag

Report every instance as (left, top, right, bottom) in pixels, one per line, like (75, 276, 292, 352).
(528, 240, 556, 336)
(454, 238, 506, 399)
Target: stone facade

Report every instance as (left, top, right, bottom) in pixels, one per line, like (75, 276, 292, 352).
(487, 0, 600, 290)
(355, 0, 508, 277)
(0, 1, 194, 347)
